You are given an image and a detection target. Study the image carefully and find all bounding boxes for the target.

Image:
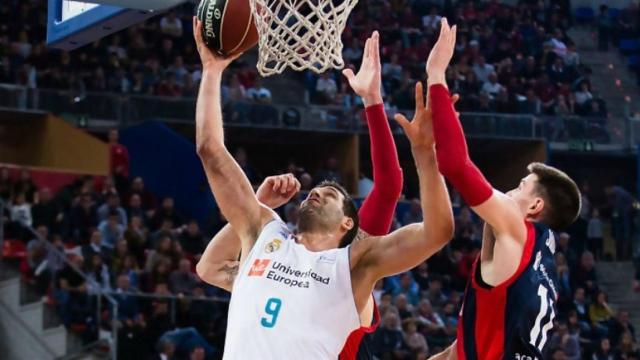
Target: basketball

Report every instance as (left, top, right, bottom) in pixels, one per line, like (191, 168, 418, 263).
(196, 0, 259, 57)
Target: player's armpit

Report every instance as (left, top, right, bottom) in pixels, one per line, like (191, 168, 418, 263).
(471, 190, 528, 245)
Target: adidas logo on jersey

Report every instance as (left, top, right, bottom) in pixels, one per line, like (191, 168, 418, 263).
(248, 259, 271, 276)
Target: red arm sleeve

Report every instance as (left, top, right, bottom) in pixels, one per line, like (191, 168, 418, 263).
(430, 84, 492, 207)
(358, 104, 403, 236)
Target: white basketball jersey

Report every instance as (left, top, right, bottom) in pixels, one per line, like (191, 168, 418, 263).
(223, 218, 361, 360)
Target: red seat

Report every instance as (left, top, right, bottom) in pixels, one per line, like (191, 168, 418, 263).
(2, 239, 27, 259)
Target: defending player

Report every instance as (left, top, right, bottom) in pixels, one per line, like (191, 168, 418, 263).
(196, 31, 403, 360)
(193, 15, 454, 359)
(422, 20, 582, 360)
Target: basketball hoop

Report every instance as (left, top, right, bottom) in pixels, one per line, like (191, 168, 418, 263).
(249, 0, 359, 76)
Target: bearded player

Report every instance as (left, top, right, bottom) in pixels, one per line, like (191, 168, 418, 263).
(193, 14, 454, 359)
(420, 20, 581, 360)
(196, 31, 404, 360)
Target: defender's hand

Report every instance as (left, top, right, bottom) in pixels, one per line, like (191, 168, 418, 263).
(394, 82, 459, 149)
(256, 173, 301, 209)
(426, 18, 457, 87)
(342, 31, 383, 107)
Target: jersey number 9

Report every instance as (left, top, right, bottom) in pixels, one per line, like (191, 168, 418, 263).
(261, 298, 282, 328)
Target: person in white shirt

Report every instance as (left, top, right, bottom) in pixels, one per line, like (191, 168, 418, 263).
(246, 78, 272, 103)
(481, 72, 503, 98)
(473, 56, 495, 83)
(422, 6, 442, 32)
(160, 11, 183, 38)
(315, 72, 338, 104)
(10, 192, 32, 228)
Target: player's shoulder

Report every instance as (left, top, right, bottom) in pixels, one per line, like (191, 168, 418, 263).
(348, 229, 379, 270)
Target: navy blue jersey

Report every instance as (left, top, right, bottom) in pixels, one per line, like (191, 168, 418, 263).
(457, 221, 558, 360)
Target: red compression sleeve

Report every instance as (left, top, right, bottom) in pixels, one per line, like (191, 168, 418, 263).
(430, 84, 493, 207)
(358, 104, 403, 235)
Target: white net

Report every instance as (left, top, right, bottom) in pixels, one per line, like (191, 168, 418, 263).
(249, 0, 359, 76)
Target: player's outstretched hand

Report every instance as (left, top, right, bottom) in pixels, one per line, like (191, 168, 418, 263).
(193, 17, 242, 72)
(394, 82, 460, 149)
(256, 173, 301, 209)
(342, 31, 383, 107)
(426, 18, 457, 86)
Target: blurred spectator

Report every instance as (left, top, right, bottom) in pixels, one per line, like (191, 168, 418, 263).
(9, 191, 32, 228)
(24, 225, 53, 294)
(98, 210, 125, 249)
(573, 251, 598, 295)
(124, 215, 148, 263)
(403, 318, 429, 355)
(13, 169, 37, 202)
(169, 258, 199, 295)
(392, 272, 420, 305)
(373, 311, 405, 359)
(160, 11, 183, 38)
(86, 253, 112, 293)
(70, 192, 98, 244)
(402, 199, 423, 225)
(593, 337, 615, 360)
(108, 129, 130, 193)
(31, 187, 63, 231)
(597, 5, 611, 51)
(246, 77, 271, 103)
(605, 185, 635, 260)
(587, 208, 604, 259)
(81, 229, 111, 261)
(315, 157, 342, 185)
(127, 177, 157, 211)
(153, 338, 176, 360)
(610, 311, 636, 347)
(590, 291, 614, 334)
(97, 191, 128, 226)
(179, 220, 205, 256)
(547, 321, 581, 360)
(56, 255, 91, 325)
(151, 197, 183, 231)
(127, 194, 147, 224)
(113, 274, 140, 321)
(314, 72, 338, 105)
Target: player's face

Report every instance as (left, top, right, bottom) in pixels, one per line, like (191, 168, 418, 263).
(300, 186, 345, 221)
(506, 173, 544, 219)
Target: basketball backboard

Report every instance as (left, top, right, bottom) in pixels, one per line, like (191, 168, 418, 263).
(47, 0, 188, 50)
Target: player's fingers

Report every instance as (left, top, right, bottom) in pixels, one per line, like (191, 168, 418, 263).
(451, 24, 457, 49)
(342, 68, 356, 83)
(363, 38, 371, 61)
(415, 82, 425, 109)
(393, 114, 410, 131)
(373, 31, 380, 65)
(272, 176, 281, 192)
(451, 93, 460, 104)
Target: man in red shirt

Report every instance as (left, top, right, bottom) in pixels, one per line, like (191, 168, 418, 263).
(108, 129, 130, 193)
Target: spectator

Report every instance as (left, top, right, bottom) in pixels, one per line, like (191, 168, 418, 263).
(394, 293, 414, 320)
(569, 287, 591, 331)
(587, 208, 604, 259)
(246, 77, 272, 103)
(610, 311, 636, 347)
(108, 129, 130, 193)
(574, 82, 593, 111)
(146, 235, 181, 272)
(556, 252, 572, 301)
(140, 259, 172, 293)
(617, 332, 640, 358)
(520, 89, 542, 115)
(98, 210, 125, 249)
(13, 168, 37, 202)
(70, 192, 98, 244)
(127, 193, 147, 224)
(178, 220, 205, 256)
(481, 72, 503, 98)
(113, 274, 139, 321)
(574, 251, 598, 295)
(24, 225, 53, 294)
(9, 191, 32, 228)
(86, 253, 111, 293)
(160, 11, 183, 38)
(169, 258, 199, 295)
(403, 318, 429, 355)
(415, 299, 446, 346)
(392, 272, 420, 305)
(127, 177, 157, 210)
(547, 321, 581, 360)
(56, 255, 91, 325)
(597, 5, 611, 51)
(31, 187, 63, 231)
(373, 311, 405, 359)
(315, 157, 342, 185)
(422, 6, 442, 32)
(153, 338, 176, 360)
(592, 337, 615, 360)
(425, 277, 447, 310)
(81, 230, 111, 261)
(606, 185, 635, 260)
(151, 197, 183, 231)
(473, 56, 495, 83)
(97, 191, 128, 226)
(124, 215, 148, 264)
(549, 58, 571, 85)
(558, 232, 578, 269)
(402, 199, 423, 225)
(589, 291, 614, 334)
(111, 238, 131, 275)
(314, 72, 338, 104)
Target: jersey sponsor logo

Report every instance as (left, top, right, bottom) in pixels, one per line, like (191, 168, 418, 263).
(532, 250, 558, 300)
(318, 252, 337, 264)
(514, 354, 535, 360)
(265, 239, 282, 253)
(248, 259, 271, 276)
(545, 231, 556, 254)
(262, 261, 331, 288)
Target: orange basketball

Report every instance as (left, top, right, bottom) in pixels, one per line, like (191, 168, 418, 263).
(196, 0, 259, 57)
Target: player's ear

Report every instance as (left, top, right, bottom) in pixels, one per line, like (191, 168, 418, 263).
(528, 197, 544, 218)
(341, 217, 354, 232)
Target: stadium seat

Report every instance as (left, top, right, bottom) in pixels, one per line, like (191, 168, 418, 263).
(619, 39, 640, 55)
(2, 239, 27, 259)
(575, 7, 595, 23)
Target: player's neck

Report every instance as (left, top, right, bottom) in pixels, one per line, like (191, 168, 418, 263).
(295, 231, 340, 252)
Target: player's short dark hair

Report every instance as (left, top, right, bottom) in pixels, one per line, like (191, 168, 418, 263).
(527, 162, 581, 231)
(317, 180, 359, 248)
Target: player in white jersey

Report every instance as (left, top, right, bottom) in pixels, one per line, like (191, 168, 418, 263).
(193, 17, 455, 359)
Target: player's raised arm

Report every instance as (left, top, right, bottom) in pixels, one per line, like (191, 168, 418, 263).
(353, 79, 454, 280)
(342, 31, 403, 235)
(427, 19, 527, 245)
(196, 174, 300, 291)
(192, 17, 273, 257)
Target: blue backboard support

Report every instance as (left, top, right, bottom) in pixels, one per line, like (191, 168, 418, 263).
(47, 0, 159, 50)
